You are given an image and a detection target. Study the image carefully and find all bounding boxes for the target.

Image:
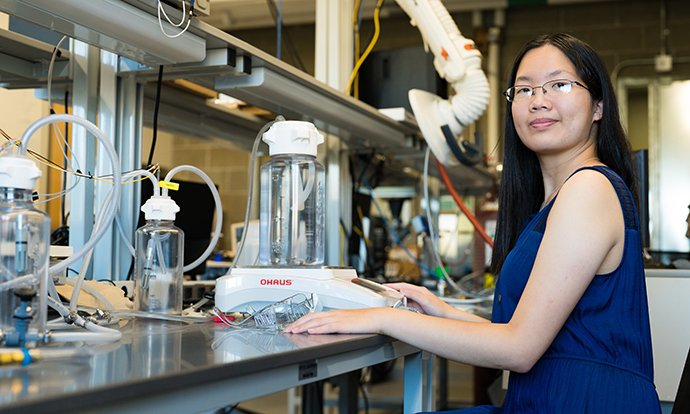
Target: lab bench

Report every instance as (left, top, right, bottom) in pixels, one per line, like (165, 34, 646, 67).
(0, 320, 432, 414)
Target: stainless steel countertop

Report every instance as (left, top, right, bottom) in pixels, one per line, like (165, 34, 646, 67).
(0, 320, 417, 414)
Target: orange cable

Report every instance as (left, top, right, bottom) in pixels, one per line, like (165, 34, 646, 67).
(436, 160, 494, 247)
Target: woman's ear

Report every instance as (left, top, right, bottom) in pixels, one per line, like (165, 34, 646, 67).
(593, 100, 603, 121)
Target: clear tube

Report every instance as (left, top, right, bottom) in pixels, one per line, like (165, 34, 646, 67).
(45, 296, 122, 343)
(20, 114, 123, 277)
(231, 116, 285, 271)
(423, 147, 490, 300)
(162, 165, 222, 272)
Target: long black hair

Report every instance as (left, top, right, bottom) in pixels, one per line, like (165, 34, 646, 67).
(489, 33, 636, 275)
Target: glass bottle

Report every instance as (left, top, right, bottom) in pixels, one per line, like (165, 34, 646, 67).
(0, 155, 50, 335)
(135, 196, 184, 314)
(259, 121, 325, 267)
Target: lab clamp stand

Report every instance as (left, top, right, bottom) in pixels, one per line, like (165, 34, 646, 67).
(215, 121, 402, 313)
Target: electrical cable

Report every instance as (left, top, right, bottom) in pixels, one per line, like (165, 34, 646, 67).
(157, 0, 193, 38)
(345, 0, 385, 96)
(265, 0, 306, 72)
(275, 0, 282, 60)
(436, 160, 493, 247)
(147, 65, 164, 168)
(47, 35, 67, 112)
(352, 0, 362, 99)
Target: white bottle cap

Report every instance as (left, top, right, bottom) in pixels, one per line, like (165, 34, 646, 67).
(0, 154, 41, 190)
(262, 120, 325, 156)
(141, 196, 180, 221)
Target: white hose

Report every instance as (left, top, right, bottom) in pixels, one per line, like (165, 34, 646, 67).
(0, 274, 36, 291)
(50, 322, 122, 343)
(19, 114, 122, 277)
(231, 116, 285, 270)
(46, 296, 122, 343)
(162, 165, 223, 273)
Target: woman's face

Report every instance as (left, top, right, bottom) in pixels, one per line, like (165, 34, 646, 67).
(511, 45, 603, 157)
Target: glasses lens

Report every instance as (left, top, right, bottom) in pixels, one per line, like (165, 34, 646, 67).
(547, 80, 574, 94)
(511, 86, 533, 102)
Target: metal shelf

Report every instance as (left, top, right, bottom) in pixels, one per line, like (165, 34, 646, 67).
(0, 28, 69, 88)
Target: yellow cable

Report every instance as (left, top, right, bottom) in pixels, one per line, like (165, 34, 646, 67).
(352, 0, 361, 99)
(345, 0, 384, 96)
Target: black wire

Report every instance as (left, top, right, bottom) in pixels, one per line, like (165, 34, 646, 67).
(147, 65, 164, 168)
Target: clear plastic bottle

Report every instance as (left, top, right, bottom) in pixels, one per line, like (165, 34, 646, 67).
(135, 196, 184, 314)
(259, 121, 325, 266)
(0, 155, 50, 335)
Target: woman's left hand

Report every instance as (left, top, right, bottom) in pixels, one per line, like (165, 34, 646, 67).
(283, 308, 389, 335)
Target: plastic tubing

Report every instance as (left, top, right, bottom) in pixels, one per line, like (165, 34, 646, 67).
(50, 321, 122, 343)
(20, 114, 123, 276)
(46, 296, 122, 343)
(231, 116, 285, 270)
(0, 274, 36, 291)
(162, 165, 222, 272)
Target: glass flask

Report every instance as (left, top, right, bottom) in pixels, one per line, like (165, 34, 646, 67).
(135, 196, 184, 314)
(259, 121, 325, 266)
(0, 155, 50, 336)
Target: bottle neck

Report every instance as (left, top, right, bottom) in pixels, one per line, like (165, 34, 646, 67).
(145, 219, 177, 227)
(271, 153, 316, 160)
(1, 187, 34, 203)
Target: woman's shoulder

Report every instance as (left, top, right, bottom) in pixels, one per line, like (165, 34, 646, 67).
(549, 165, 624, 241)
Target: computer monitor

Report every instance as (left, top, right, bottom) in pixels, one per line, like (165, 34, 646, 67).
(139, 179, 217, 276)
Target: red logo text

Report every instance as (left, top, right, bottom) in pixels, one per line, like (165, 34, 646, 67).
(260, 278, 293, 286)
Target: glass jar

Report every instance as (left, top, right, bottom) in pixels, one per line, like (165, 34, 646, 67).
(135, 219, 184, 313)
(0, 187, 50, 333)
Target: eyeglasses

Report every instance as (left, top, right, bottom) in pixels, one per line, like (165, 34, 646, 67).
(504, 79, 589, 103)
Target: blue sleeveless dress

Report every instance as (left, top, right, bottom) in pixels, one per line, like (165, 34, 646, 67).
(437, 166, 661, 413)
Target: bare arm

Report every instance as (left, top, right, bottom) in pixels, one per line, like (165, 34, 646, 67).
(384, 282, 490, 323)
(286, 171, 624, 373)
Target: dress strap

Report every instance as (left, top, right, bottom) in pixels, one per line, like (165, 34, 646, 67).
(534, 166, 640, 233)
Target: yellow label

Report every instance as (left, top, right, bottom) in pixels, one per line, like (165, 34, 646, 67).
(159, 181, 179, 191)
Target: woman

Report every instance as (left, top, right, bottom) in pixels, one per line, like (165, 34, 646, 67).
(285, 33, 661, 412)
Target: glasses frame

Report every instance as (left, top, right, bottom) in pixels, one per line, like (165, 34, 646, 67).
(504, 79, 589, 103)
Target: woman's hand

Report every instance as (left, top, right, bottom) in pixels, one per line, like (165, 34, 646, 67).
(283, 308, 390, 335)
(385, 282, 454, 318)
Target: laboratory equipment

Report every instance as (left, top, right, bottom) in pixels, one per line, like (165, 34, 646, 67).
(259, 120, 325, 266)
(135, 196, 184, 314)
(215, 120, 403, 312)
(394, 0, 490, 166)
(0, 150, 50, 342)
(214, 293, 319, 331)
(215, 267, 403, 312)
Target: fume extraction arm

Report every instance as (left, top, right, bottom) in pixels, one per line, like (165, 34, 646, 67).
(395, 0, 490, 167)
